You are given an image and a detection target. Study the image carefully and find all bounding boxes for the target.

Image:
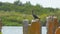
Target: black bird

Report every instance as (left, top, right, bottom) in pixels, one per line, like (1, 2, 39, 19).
(32, 10, 40, 19)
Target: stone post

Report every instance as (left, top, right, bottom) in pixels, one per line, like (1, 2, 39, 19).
(23, 19, 29, 34)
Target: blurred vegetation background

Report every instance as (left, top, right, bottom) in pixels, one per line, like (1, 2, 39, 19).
(0, 0, 60, 26)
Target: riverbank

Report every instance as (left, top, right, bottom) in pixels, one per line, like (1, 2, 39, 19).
(0, 32, 2, 34)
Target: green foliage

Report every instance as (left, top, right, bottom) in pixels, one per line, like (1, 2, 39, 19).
(0, 1, 60, 26)
(0, 32, 2, 34)
(14, 0, 23, 6)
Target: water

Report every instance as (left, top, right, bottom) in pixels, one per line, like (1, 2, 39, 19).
(42, 27, 47, 34)
(2, 26, 47, 34)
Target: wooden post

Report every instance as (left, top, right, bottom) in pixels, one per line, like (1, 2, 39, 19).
(23, 19, 29, 34)
(30, 19, 41, 34)
(46, 16, 59, 34)
(55, 27, 60, 34)
(28, 24, 31, 34)
(53, 16, 59, 34)
(46, 16, 54, 34)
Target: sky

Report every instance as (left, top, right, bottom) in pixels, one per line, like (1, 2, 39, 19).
(0, 0, 60, 8)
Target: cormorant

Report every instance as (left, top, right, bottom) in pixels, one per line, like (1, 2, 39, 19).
(32, 10, 40, 19)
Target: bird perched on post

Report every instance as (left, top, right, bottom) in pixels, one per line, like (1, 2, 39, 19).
(32, 10, 40, 19)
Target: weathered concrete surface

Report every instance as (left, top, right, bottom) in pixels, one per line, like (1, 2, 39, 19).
(23, 19, 29, 34)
